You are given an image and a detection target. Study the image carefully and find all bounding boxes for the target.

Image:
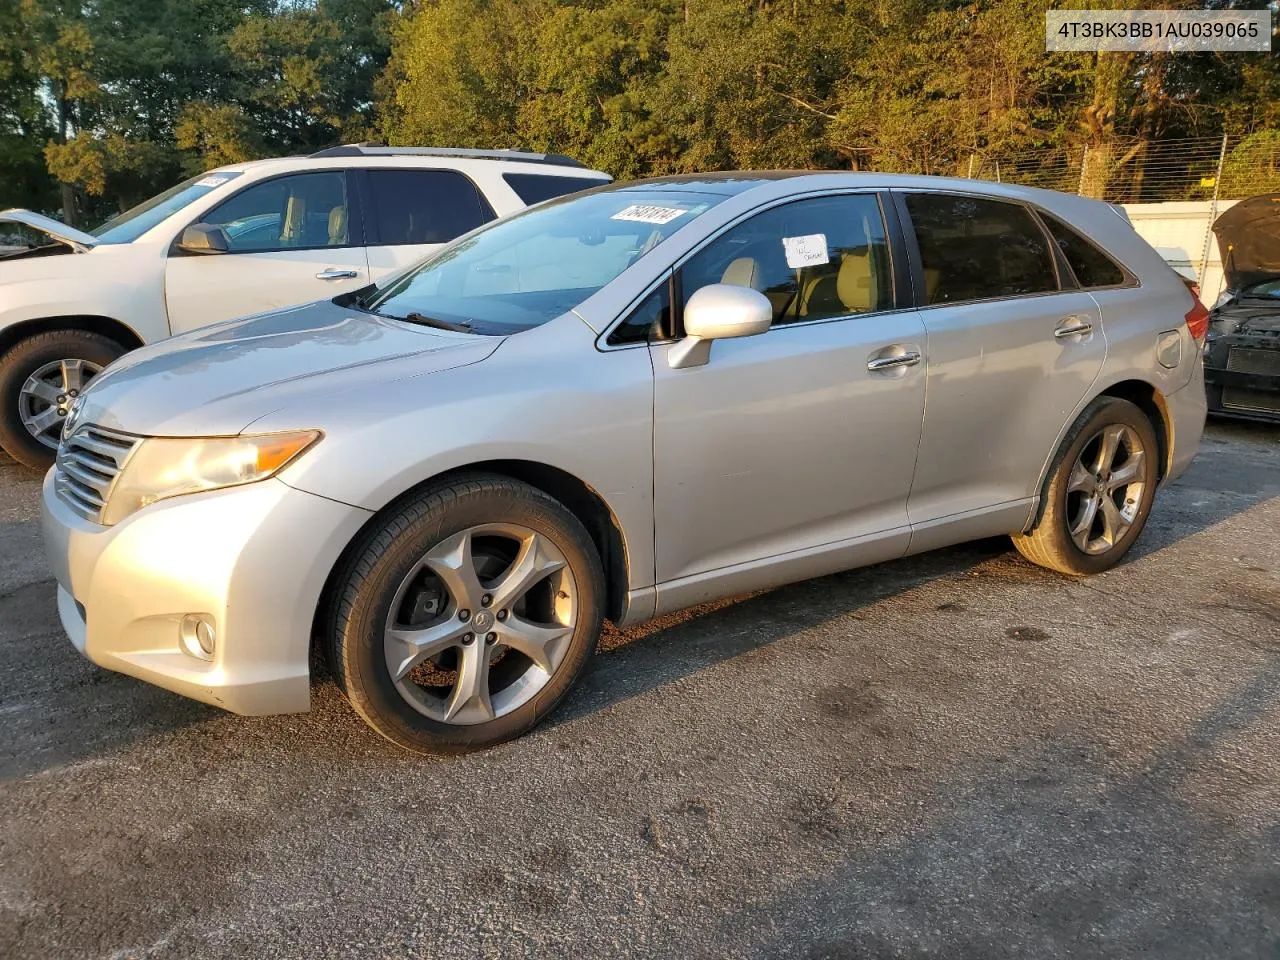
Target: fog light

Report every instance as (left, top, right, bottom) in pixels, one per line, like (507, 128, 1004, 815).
(179, 614, 216, 661)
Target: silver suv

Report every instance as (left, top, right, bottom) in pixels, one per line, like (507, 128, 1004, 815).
(41, 173, 1207, 752)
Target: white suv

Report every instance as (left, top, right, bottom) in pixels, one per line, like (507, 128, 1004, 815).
(0, 146, 610, 467)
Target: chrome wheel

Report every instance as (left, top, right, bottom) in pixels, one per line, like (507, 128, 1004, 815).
(17, 358, 102, 450)
(1065, 423, 1147, 555)
(383, 523, 578, 725)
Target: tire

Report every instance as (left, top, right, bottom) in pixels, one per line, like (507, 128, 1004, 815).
(1012, 396, 1160, 576)
(326, 474, 605, 754)
(0, 330, 126, 470)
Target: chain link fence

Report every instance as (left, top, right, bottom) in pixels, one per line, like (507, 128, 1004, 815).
(960, 132, 1280, 203)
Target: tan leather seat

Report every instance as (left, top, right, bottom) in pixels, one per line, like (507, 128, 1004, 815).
(280, 194, 306, 245)
(328, 205, 348, 245)
(799, 251, 879, 317)
(923, 267, 942, 303)
(720, 256, 763, 290)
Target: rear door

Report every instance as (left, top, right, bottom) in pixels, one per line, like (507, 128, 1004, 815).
(357, 168, 497, 281)
(165, 170, 370, 334)
(895, 191, 1106, 528)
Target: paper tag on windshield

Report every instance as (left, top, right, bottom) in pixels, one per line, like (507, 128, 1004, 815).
(611, 204, 688, 225)
(195, 175, 230, 188)
(783, 234, 829, 269)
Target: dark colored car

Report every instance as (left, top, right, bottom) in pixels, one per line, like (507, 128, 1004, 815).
(1204, 193, 1280, 422)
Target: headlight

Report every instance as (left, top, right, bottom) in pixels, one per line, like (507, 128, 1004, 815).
(102, 430, 321, 525)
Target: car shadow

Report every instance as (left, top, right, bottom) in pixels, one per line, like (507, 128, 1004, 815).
(734, 655, 1280, 960)
(556, 537, 1016, 728)
(0, 579, 218, 781)
(1128, 417, 1280, 558)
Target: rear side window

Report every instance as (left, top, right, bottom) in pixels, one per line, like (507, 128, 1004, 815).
(905, 194, 1058, 304)
(503, 173, 607, 205)
(1040, 212, 1127, 288)
(364, 170, 495, 246)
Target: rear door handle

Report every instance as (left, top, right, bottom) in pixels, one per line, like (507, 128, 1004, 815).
(867, 351, 922, 372)
(316, 268, 359, 280)
(1054, 317, 1094, 339)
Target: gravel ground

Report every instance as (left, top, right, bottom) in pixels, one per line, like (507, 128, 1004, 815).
(1, 419, 1278, 960)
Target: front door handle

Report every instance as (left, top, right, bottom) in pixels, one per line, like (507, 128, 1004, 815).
(316, 268, 359, 280)
(867, 351, 922, 372)
(1054, 317, 1094, 339)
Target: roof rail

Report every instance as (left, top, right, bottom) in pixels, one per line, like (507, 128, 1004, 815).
(308, 144, 586, 168)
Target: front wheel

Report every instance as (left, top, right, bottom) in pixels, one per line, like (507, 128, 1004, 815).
(1012, 396, 1160, 576)
(0, 330, 125, 469)
(326, 475, 605, 754)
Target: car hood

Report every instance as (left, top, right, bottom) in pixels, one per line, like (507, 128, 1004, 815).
(0, 208, 98, 253)
(76, 300, 501, 436)
(1212, 194, 1280, 292)
(1210, 301, 1280, 335)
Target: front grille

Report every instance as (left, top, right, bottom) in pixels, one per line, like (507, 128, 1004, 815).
(1226, 347, 1280, 377)
(54, 425, 140, 523)
(1222, 387, 1280, 414)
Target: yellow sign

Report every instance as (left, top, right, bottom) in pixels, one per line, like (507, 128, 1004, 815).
(1200, 177, 1217, 187)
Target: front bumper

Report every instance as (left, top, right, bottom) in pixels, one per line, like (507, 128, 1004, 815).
(41, 472, 371, 715)
(1203, 333, 1280, 422)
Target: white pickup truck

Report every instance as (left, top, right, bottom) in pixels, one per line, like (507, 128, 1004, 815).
(0, 146, 609, 467)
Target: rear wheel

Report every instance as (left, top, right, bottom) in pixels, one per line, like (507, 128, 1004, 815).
(1012, 396, 1160, 576)
(327, 475, 604, 754)
(0, 330, 125, 469)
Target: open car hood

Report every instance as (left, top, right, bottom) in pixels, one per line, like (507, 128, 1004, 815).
(0, 208, 98, 253)
(1212, 194, 1280, 292)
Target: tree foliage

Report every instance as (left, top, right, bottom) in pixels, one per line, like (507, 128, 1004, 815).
(3, 0, 1277, 221)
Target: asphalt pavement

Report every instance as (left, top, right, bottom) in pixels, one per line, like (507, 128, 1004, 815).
(1, 419, 1278, 959)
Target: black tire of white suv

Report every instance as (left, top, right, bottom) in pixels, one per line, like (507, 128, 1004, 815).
(0, 329, 126, 470)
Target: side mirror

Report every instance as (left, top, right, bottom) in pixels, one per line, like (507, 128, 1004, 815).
(668, 283, 772, 369)
(177, 223, 230, 255)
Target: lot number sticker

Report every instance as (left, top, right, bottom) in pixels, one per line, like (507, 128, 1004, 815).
(782, 234, 830, 269)
(611, 204, 689, 225)
(195, 175, 231, 187)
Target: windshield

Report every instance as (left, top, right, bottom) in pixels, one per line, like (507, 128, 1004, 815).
(1242, 278, 1280, 299)
(365, 189, 726, 333)
(91, 171, 243, 244)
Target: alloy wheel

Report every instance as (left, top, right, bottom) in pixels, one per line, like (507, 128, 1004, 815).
(1065, 423, 1147, 555)
(17, 358, 102, 450)
(383, 523, 578, 725)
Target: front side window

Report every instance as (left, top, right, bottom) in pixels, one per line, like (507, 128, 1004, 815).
(905, 194, 1058, 305)
(365, 169, 494, 245)
(365, 189, 725, 334)
(1040, 211, 1127, 288)
(201, 172, 350, 252)
(680, 193, 892, 326)
(92, 171, 244, 245)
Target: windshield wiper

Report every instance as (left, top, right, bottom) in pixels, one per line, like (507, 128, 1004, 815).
(400, 312, 474, 333)
(396, 313, 473, 335)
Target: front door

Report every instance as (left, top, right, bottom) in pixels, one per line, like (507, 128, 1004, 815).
(649, 193, 927, 601)
(165, 171, 370, 334)
(895, 191, 1108, 525)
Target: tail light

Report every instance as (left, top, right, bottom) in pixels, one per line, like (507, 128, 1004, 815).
(1185, 298, 1210, 343)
